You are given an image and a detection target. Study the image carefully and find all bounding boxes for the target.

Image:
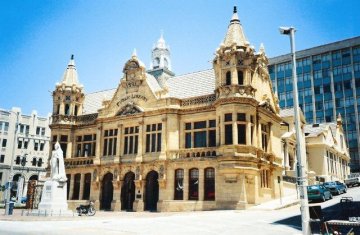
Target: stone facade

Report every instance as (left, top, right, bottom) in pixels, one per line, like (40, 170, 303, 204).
(280, 108, 350, 184)
(0, 107, 50, 204)
(50, 7, 285, 212)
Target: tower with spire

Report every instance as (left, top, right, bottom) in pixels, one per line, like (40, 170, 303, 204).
(52, 55, 84, 120)
(213, 6, 279, 113)
(148, 33, 174, 80)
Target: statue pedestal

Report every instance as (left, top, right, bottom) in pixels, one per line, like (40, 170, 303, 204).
(28, 180, 73, 216)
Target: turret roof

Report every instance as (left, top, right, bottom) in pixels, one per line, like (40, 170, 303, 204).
(223, 6, 247, 48)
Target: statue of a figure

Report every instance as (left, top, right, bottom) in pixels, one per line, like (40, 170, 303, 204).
(50, 142, 67, 182)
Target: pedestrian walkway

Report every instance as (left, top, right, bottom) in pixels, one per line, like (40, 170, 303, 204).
(249, 194, 299, 210)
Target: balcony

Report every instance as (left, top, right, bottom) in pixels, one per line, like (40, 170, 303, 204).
(168, 147, 217, 160)
(64, 157, 94, 168)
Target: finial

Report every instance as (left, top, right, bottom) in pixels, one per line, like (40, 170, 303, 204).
(259, 43, 265, 54)
(233, 6, 237, 13)
(132, 48, 137, 57)
(71, 54, 74, 60)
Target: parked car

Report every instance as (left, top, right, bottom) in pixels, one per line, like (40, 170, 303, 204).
(307, 185, 333, 202)
(344, 176, 360, 187)
(323, 181, 347, 195)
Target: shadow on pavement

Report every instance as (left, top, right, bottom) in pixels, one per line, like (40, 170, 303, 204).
(272, 199, 360, 234)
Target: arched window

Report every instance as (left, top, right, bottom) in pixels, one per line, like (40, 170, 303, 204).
(82, 173, 91, 200)
(226, 71, 231, 85)
(189, 168, 199, 200)
(65, 104, 70, 116)
(204, 168, 215, 201)
(56, 104, 60, 114)
(72, 173, 81, 200)
(237, 70, 244, 85)
(174, 169, 184, 200)
(154, 57, 160, 69)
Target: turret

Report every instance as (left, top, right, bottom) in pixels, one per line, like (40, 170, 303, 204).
(148, 33, 175, 80)
(52, 55, 85, 119)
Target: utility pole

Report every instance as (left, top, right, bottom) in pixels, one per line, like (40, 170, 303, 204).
(279, 26, 311, 235)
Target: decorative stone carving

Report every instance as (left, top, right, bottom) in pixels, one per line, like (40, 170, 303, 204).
(117, 102, 142, 116)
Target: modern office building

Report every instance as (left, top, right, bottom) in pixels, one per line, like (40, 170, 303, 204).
(0, 107, 51, 203)
(268, 37, 360, 172)
(50, 7, 286, 212)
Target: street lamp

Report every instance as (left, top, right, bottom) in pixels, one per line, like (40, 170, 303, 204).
(279, 26, 310, 235)
(4, 111, 19, 215)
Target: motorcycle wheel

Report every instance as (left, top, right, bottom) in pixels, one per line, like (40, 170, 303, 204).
(87, 207, 96, 216)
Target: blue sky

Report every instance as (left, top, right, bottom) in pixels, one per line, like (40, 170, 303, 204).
(1, 0, 359, 116)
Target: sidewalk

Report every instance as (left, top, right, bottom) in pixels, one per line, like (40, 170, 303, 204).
(249, 194, 300, 210)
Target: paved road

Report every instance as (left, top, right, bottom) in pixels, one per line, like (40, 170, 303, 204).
(0, 187, 358, 235)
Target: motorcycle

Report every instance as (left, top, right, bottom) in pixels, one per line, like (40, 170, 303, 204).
(76, 201, 96, 216)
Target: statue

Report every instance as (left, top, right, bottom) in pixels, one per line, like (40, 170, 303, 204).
(50, 142, 67, 182)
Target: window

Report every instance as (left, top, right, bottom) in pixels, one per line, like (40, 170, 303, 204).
(225, 71, 231, 85)
(36, 158, 43, 167)
(65, 104, 70, 115)
(146, 123, 162, 153)
(15, 156, 21, 165)
(224, 113, 233, 145)
(0, 155, 4, 163)
(59, 135, 68, 158)
(237, 113, 246, 144)
(189, 168, 199, 200)
(124, 126, 139, 155)
(72, 173, 81, 200)
(34, 142, 39, 151)
(184, 120, 216, 148)
(32, 158, 37, 166)
(77, 134, 96, 157)
(24, 140, 28, 149)
(237, 70, 244, 85)
(250, 116, 255, 145)
(204, 168, 215, 201)
(2, 139, 7, 148)
(18, 140, 23, 149)
(174, 169, 184, 200)
(103, 129, 117, 156)
(261, 124, 269, 152)
(260, 169, 270, 188)
(82, 173, 91, 200)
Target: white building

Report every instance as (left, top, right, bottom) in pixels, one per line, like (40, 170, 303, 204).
(0, 107, 51, 202)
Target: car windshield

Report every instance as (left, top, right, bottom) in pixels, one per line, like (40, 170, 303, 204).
(324, 182, 335, 186)
(307, 186, 319, 190)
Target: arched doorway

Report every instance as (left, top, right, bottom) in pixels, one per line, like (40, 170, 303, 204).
(121, 171, 135, 211)
(101, 172, 113, 211)
(144, 171, 159, 211)
(11, 174, 22, 198)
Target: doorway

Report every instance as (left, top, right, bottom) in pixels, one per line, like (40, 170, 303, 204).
(144, 171, 159, 211)
(121, 171, 135, 211)
(101, 173, 113, 211)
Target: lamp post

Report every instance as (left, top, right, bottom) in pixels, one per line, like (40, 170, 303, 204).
(4, 111, 19, 215)
(279, 26, 310, 235)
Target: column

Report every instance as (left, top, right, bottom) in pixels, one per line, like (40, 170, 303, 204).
(183, 169, 189, 201)
(94, 125, 102, 164)
(219, 114, 224, 145)
(79, 174, 84, 200)
(198, 169, 204, 201)
(136, 121, 143, 162)
(236, 174, 247, 209)
(115, 123, 122, 163)
(68, 174, 74, 200)
(268, 122, 273, 153)
(232, 113, 238, 145)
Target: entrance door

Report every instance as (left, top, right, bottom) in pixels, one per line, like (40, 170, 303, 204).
(101, 173, 113, 211)
(121, 172, 135, 211)
(145, 171, 159, 211)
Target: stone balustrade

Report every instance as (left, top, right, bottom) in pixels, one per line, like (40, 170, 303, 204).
(168, 147, 217, 160)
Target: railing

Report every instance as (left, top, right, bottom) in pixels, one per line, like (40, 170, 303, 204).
(168, 147, 217, 160)
(51, 113, 98, 125)
(65, 157, 94, 167)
